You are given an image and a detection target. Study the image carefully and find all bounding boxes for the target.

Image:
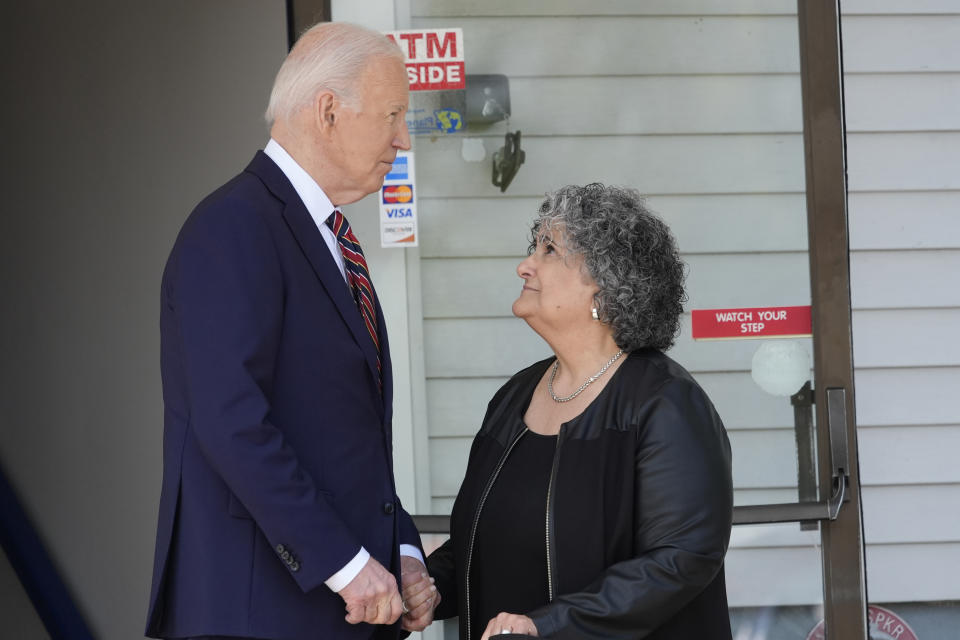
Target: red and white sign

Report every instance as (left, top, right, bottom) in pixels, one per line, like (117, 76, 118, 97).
(691, 305, 812, 340)
(806, 604, 919, 640)
(386, 28, 465, 91)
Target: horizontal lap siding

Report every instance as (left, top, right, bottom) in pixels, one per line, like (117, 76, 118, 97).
(856, 368, 960, 426)
(421, 194, 809, 256)
(421, 256, 810, 318)
(413, 16, 801, 75)
(412, 3, 960, 607)
(416, 134, 806, 198)
(846, 9, 960, 606)
(851, 250, 960, 308)
(842, 16, 960, 73)
(423, 315, 817, 376)
(849, 192, 960, 250)
(429, 426, 960, 500)
(727, 544, 960, 606)
(427, 372, 795, 437)
(414, 132, 959, 198)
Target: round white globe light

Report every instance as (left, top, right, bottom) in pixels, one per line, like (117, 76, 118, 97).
(751, 340, 811, 397)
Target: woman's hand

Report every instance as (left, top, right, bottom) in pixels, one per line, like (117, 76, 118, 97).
(480, 612, 539, 638)
(399, 556, 440, 632)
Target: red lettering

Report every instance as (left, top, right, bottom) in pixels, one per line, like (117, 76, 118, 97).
(397, 32, 423, 58)
(426, 32, 457, 58)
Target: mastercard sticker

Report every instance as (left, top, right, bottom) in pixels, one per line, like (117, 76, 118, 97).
(382, 184, 414, 204)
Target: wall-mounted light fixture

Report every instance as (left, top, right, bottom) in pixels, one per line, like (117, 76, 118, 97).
(465, 74, 525, 192)
(465, 74, 510, 123)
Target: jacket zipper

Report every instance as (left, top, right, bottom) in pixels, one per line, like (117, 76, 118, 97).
(545, 425, 564, 602)
(464, 427, 528, 640)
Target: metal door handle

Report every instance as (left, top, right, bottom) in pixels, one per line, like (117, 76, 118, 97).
(413, 387, 856, 532)
(826, 387, 850, 520)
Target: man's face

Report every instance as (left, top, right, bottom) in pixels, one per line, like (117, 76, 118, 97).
(328, 56, 411, 203)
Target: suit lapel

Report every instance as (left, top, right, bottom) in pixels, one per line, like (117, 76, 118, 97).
(245, 152, 383, 399)
(376, 301, 393, 421)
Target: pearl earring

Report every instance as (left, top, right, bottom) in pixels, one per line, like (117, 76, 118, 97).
(591, 307, 599, 320)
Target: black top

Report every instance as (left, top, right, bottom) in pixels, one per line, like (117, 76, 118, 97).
(471, 429, 557, 635)
(428, 349, 733, 640)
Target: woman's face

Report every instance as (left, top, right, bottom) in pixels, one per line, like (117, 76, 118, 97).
(512, 226, 599, 334)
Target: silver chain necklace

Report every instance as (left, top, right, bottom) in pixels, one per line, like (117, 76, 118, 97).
(547, 349, 625, 403)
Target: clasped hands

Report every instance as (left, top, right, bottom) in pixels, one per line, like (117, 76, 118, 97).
(400, 568, 538, 637)
(338, 555, 439, 630)
(339, 556, 536, 636)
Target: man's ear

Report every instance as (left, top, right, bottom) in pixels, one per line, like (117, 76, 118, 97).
(316, 91, 338, 132)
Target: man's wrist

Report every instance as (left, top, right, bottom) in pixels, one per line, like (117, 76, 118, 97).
(325, 547, 370, 592)
(399, 544, 425, 567)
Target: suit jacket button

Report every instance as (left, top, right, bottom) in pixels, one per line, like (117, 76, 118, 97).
(276, 543, 285, 554)
(291, 561, 300, 572)
(383, 502, 395, 515)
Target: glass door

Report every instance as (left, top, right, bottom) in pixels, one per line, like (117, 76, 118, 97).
(331, 0, 871, 637)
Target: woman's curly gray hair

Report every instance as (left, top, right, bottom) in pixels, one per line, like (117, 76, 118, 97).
(529, 183, 687, 351)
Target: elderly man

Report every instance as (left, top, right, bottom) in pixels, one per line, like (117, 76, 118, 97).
(146, 22, 435, 640)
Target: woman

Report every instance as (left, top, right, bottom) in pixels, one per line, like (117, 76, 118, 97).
(410, 183, 733, 639)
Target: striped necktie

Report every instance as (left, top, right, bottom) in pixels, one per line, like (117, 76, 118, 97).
(326, 211, 381, 379)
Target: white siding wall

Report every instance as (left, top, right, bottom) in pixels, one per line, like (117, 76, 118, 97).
(842, 2, 960, 606)
(408, 0, 960, 609)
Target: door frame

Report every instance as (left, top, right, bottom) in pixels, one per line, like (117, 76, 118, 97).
(285, 0, 870, 637)
(799, 1, 869, 637)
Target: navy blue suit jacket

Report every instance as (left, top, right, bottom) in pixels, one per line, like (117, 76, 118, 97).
(146, 151, 420, 639)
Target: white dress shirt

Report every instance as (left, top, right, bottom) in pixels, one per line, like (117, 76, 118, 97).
(263, 139, 424, 591)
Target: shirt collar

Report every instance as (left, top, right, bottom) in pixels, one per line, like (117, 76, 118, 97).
(264, 138, 338, 227)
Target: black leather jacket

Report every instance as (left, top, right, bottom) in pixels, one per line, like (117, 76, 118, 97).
(427, 349, 734, 639)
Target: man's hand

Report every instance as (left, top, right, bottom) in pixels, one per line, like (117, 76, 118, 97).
(339, 556, 403, 625)
(480, 612, 538, 639)
(400, 556, 440, 632)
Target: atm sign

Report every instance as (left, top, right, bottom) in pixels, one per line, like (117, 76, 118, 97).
(385, 28, 465, 91)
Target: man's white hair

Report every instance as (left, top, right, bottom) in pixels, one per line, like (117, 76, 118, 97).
(265, 22, 405, 126)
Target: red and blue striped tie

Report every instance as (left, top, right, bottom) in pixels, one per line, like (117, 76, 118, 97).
(326, 211, 381, 381)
